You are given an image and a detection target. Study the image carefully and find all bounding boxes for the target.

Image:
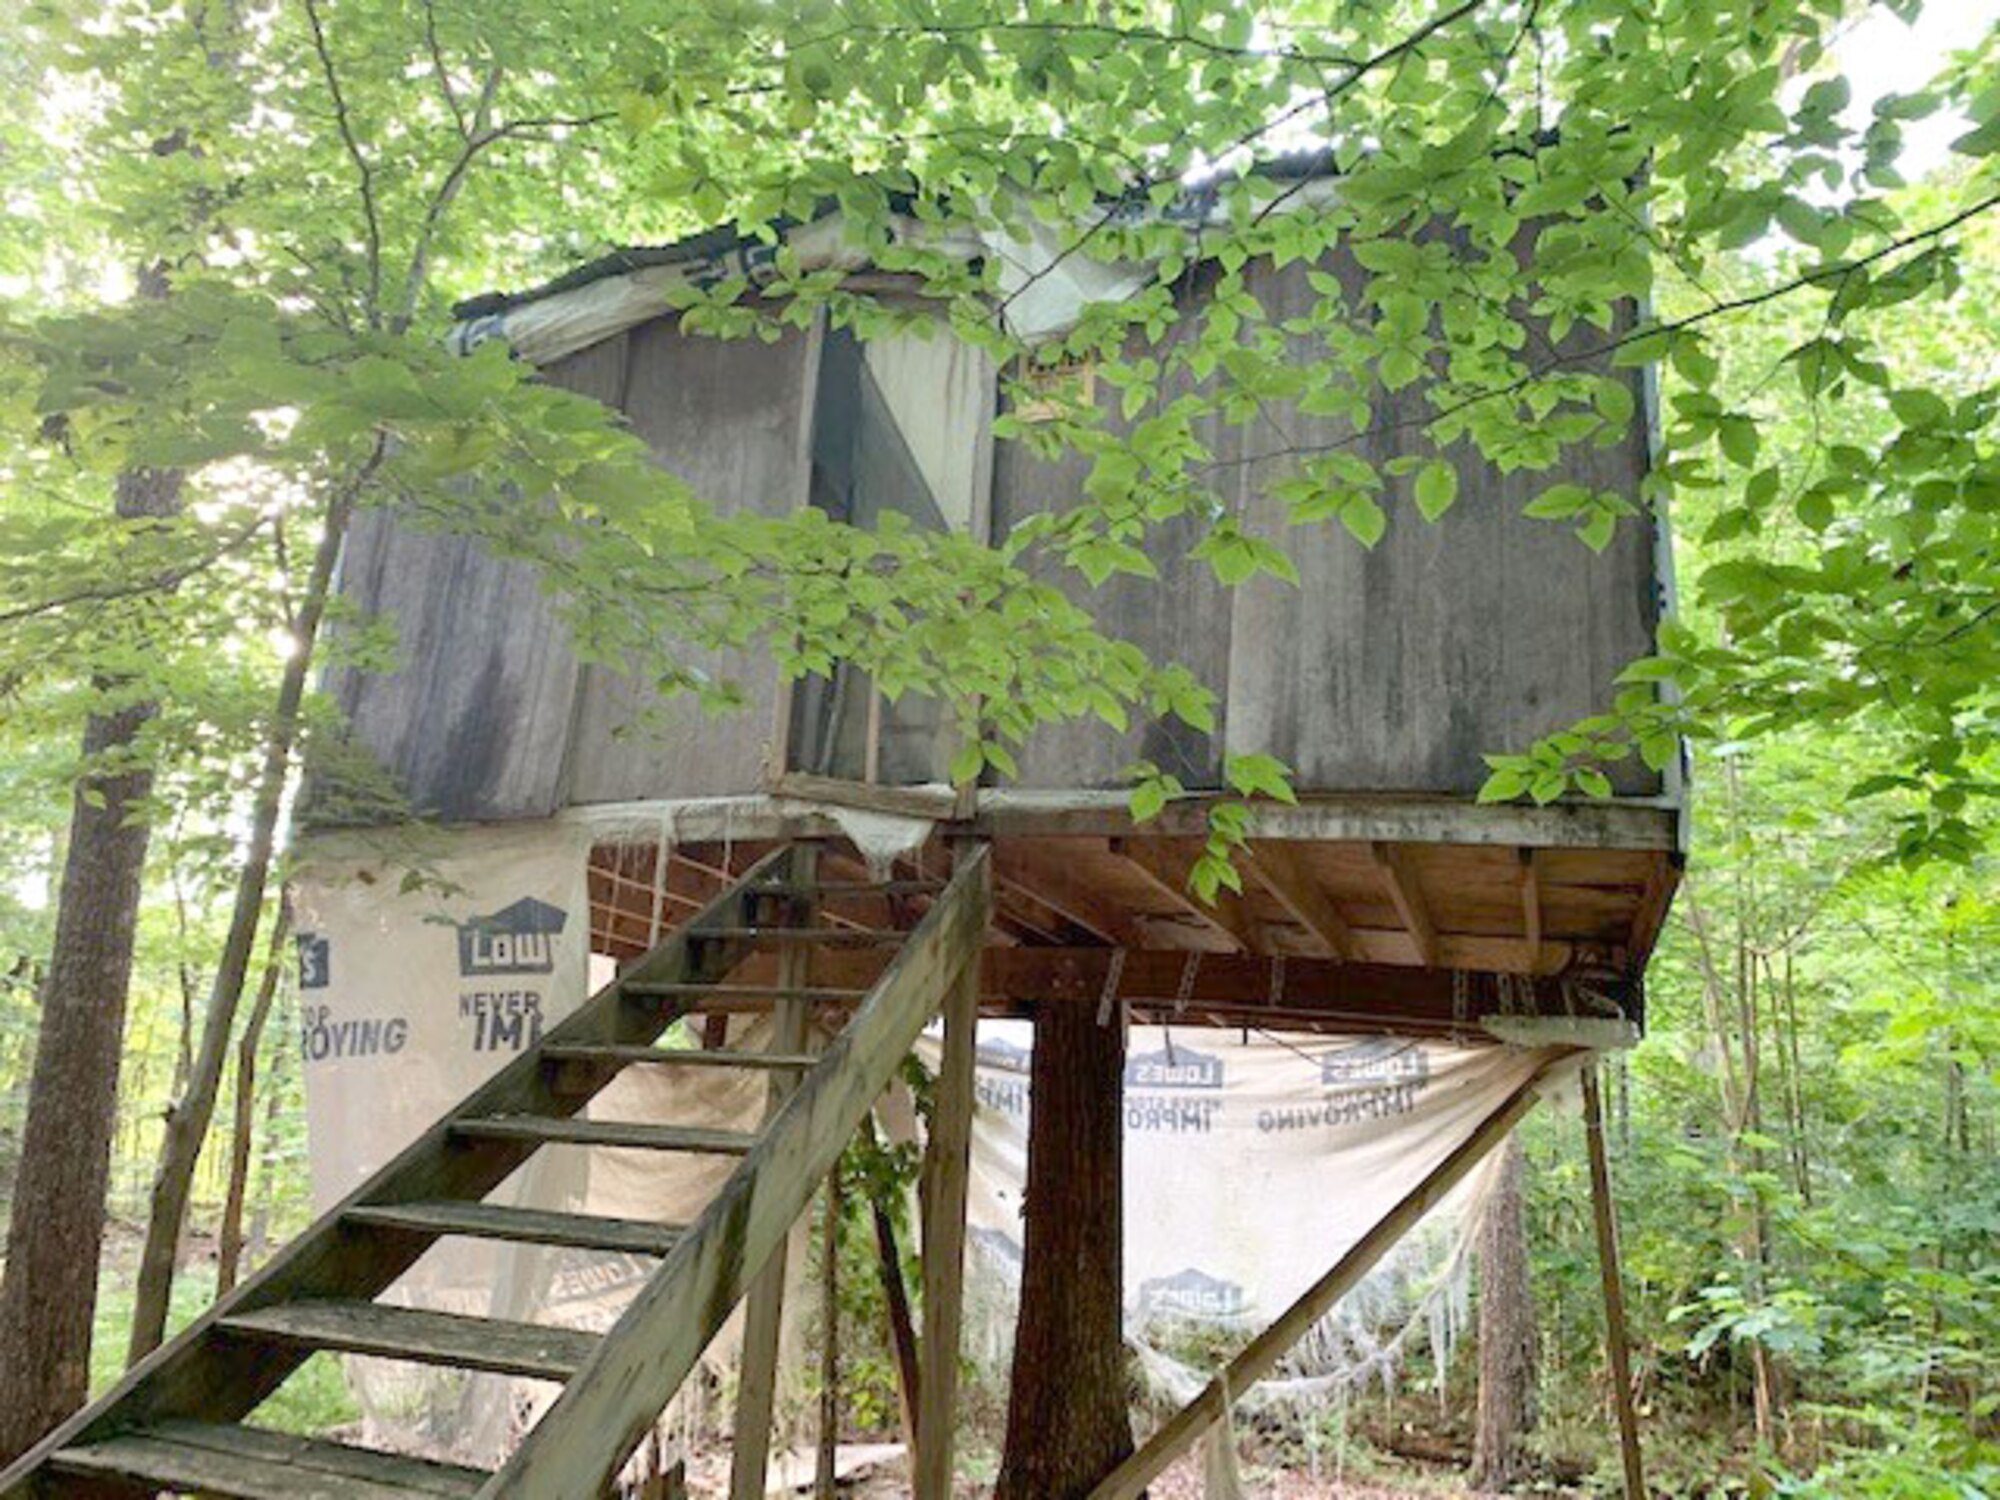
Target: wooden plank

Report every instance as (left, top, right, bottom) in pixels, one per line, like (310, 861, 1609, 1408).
(915, 907, 979, 1500)
(961, 949, 1640, 1036)
(695, 926, 907, 945)
(1583, 1064, 1649, 1499)
(1625, 850, 1682, 969)
(53, 1426, 486, 1500)
(1371, 842, 1439, 967)
(620, 982, 868, 1003)
(1241, 841, 1357, 960)
(1110, 838, 1259, 952)
(342, 1201, 683, 1257)
(731, 848, 820, 1500)
(129, 1422, 484, 1497)
(769, 770, 961, 820)
(1520, 849, 1544, 973)
(1088, 1051, 1575, 1500)
(542, 1043, 817, 1071)
(0, 847, 800, 1488)
(487, 848, 991, 1499)
(217, 1302, 596, 1383)
(448, 1117, 757, 1154)
(970, 791, 1680, 851)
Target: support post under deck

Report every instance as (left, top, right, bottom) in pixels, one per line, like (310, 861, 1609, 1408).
(1582, 1062, 1648, 1500)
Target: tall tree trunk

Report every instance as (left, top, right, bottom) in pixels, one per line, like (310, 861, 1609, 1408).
(126, 467, 367, 1362)
(214, 907, 290, 1296)
(0, 451, 183, 1463)
(994, 1000, 1134, 1500)
(1472, 1133, 1537, 1491)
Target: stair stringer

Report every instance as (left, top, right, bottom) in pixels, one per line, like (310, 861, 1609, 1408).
(0, 845, 800, 1497)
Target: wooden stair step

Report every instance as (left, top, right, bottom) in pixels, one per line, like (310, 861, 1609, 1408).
(544, 1043, 818, 1071)
(343, 1199, 684, 1255)
(450, 1115, 759, 1154)
(620, 981, 869, 1003)
(53, 1420, 487, 1500)
(693, 926, 907, 944)
(217, 1300, 596, 1382)
(753, 878, 946, 896)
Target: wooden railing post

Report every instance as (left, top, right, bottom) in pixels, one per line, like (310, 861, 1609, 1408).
(731, 846, 817, 1500)
(915, 841, 982, 1500)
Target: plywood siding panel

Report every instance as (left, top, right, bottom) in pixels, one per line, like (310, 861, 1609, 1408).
(564, 318, 820, 803)
(989, 294, 1237, 790)
(1223, 252, 1662, 796)
(317, 337, 632, 821)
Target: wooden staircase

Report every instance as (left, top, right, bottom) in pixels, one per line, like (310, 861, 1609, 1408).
(1, 842, 991, 1500)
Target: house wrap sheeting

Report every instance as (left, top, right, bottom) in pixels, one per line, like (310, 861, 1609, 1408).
(290, 823, 794, 1465)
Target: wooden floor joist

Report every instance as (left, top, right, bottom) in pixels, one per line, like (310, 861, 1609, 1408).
(1241, 841, 1357, 960)
(1110, 838, 1260, 951)
(1370, 842, 1439, 966)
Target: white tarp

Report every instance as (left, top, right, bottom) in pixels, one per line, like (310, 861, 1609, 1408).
(291, 824, 803, 1469)
(292, 823, 595, 1461)
(920, 1019, 1568, 1434)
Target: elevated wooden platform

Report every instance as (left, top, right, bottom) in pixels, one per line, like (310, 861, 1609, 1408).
(583, 791, 1679, 1038)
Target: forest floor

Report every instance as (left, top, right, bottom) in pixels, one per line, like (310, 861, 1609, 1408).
(677, 1439, 1492, 1498)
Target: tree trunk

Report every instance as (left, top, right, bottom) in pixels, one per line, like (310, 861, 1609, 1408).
(126, 470, 366, 1362)
(994, 1000, 1134, 1500)
(214, 907, 290, 1296)
(1472, 1133, 1537, 1491)
(0, 455, 183, 1464)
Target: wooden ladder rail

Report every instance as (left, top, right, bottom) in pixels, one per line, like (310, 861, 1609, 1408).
(485, 844, 989, 1497)
(0, 845, 803, 1494)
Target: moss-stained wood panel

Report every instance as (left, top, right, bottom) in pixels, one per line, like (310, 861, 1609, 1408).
(318, 336, 631, 822)
(563, 317, 821, 804)
(987, 247, 1662, 798)
(988, 290, 1237, 791)
(1223, 253, 1662, 797)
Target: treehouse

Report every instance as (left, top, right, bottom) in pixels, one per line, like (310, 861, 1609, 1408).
(4, 179, 1680, 1500)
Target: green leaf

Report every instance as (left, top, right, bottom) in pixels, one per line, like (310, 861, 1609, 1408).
(1414, 459, 1459, 521)
(949, 742, 983, 785)
(1341, 495, 1387, 548)
(1950, 116, 2000, 157)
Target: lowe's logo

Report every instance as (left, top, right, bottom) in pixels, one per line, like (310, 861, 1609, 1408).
(1125, 1044, 1224, 1090)
(1320, 1038, 1428, 1086)
(456, 897, 568, 976)
(1139, 1267, 1247, 1321)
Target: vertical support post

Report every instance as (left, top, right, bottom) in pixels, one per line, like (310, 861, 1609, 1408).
(814, 1160, 842, 1500)
(915, 856, 980, 1500)
(730, 846, 818, 1500)
(1582, 1062, 1647, 1500)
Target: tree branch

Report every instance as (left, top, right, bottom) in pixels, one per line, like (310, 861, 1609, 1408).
(302, 0, 383, 325)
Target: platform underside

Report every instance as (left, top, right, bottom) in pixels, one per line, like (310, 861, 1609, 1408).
(583, 795, 1680, 1039)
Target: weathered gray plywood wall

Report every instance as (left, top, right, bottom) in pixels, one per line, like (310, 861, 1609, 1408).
(991, 252, 1663, 797)
(324, 241, 1662, 823)
(322, 320, 816, 822)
